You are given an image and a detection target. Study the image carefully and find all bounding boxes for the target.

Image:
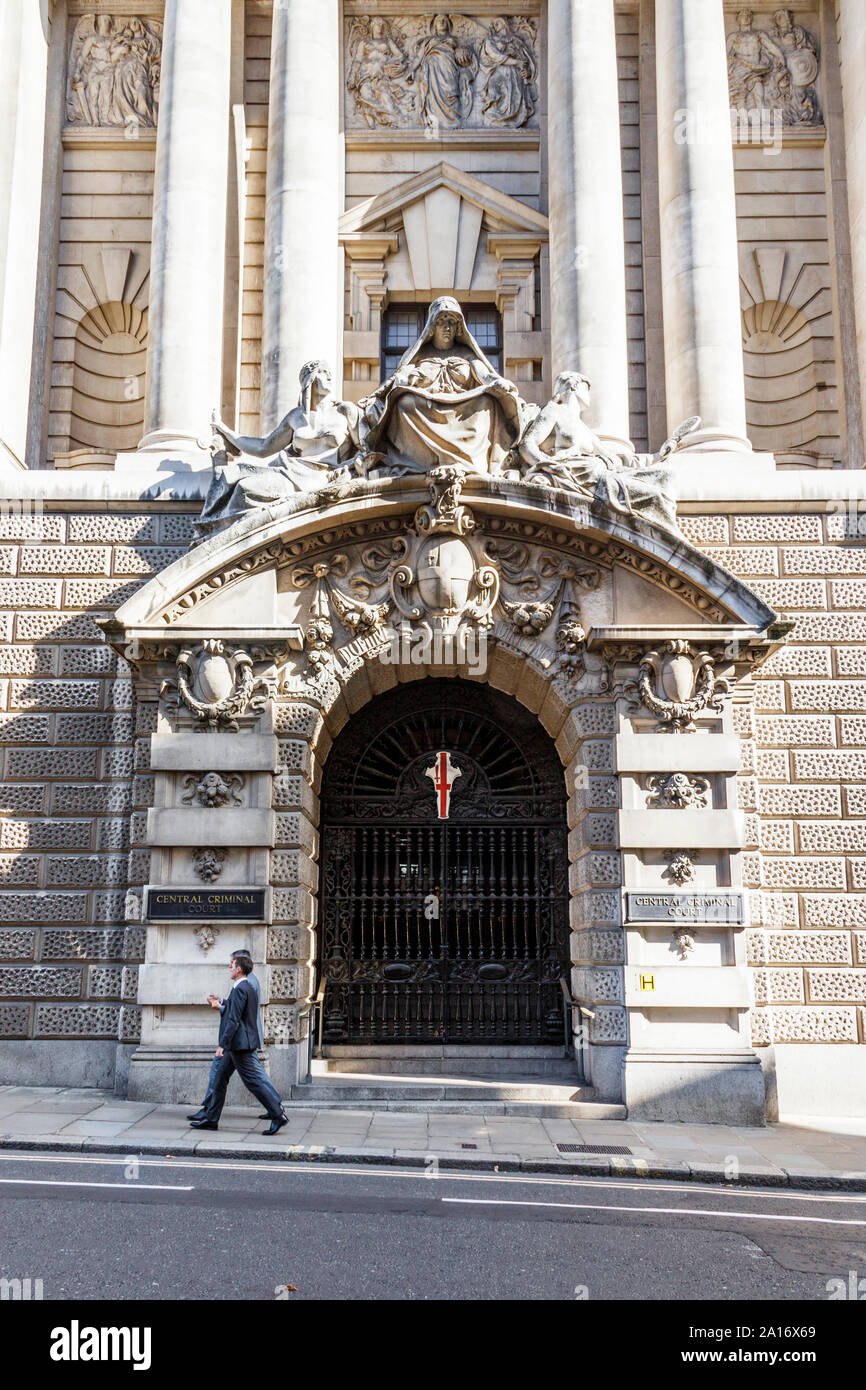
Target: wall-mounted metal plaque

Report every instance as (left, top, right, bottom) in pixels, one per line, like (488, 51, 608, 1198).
(145, 888, 266, 921)
(625, 892, 745, 925)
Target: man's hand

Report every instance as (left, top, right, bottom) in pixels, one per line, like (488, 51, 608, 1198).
(207, 994, 221, 1010)
(215, 1047, 224, 1058)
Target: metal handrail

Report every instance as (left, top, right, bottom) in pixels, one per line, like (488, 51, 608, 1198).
(304, 976, 328, 1085)
(559, 976, 594, 1081)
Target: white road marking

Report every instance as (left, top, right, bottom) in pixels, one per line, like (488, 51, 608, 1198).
(0, 1151, 862, 1207)
(441, 1196, 866, 1226)
(0, 1177, 193, 1192)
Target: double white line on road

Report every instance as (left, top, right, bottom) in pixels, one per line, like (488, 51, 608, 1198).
(0, 1177, 193, 1192)
(443, 1196, 866, 1226)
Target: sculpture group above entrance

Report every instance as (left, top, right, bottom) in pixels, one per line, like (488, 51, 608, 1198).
(197, 297, 696, 543)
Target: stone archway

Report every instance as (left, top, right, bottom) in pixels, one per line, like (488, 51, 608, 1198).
(106, 472, 784, 1122)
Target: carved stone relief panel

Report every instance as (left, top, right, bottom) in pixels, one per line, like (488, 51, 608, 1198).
(66, 15, 163, 129)
(726, 8, 822, 126)
(345, 14, 539, 131)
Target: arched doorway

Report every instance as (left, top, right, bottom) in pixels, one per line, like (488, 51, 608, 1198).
(318, 679, 570, 1045)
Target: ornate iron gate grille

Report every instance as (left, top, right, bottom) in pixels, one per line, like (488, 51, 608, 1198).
(318, 680, 570, 1043)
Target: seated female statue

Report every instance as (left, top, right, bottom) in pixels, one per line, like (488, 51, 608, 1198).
(515, 371, 679, 531)
(362, 297, 527, 475)
(196, 361, 362, 539)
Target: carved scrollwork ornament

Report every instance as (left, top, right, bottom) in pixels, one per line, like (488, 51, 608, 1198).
(172, 640, 271, 731)
(182, 772, 245, 809)
(626, 640, 728, 732)
(414, 465, 475, 536)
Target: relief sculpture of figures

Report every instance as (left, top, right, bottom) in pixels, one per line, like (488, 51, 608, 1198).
(197, 361, 362, 539)
(727, 7, 822, 127)
(344, 14, 539, 132)
(67, 14, 162, 129)
(514, 372, 680, 532)
(478, 17, 538, 127)
(410, 14, 479, 130)
(361, 297, 527, 476)
(346, 16, 411, 130)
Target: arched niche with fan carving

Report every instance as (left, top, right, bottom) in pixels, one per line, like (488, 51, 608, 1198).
(739, 246, 841, 467)
(51, 244, 149, 468)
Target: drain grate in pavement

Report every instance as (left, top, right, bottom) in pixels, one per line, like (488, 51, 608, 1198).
(556, 1143, 632, 1155)
(458, 1143, 478, 1150)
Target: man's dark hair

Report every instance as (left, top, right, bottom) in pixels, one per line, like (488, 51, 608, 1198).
(231, 952, 253, 976)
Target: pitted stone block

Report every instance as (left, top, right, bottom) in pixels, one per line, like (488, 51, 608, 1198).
(761, 645, 832, 677)
(123, 927, 146, 961)
(93, 891, 128, 923)
(63, 579, 141, 608)
(0, 580, 62, 608)
(274, 813, 318, 854)
(782, 546, 866, 576)
(0, 646, 55, 677)
(87, 966, 124, 999)
(807, 968, 866, 1002)
(761, 1006, 858, 1042)
(754, 716, 835, 747)
(830, 580, 866, 608)
(0, 714, 51, 744)
(272, 887, 315, 926)
(0, 893, 88, 923)
(0, 787, 45, 815)
(46, 856, 127, 889)
(804, 895, 866, 928)
(41, 928, 126, 960)
(679, 515, 730, 546)
(19, 546, 110, 576)
(267, 926, 312, 961)
(112, 547, 180, 576)
(0, 966, 81, 998)
(0, 856, 40, 886)
(8, 748, 98, 780)
(794, 750, 866, 781)
(1, 820, 92, 852)
(34, 1003, 120, 1037)
(68, 515, 155, 544)
(758, 821, 794, 853)
(270, 851, 317, 890)
(274, 703, 322, 738)
(0, 1004, 30, 1036)
(763, 931, 852, 964)
(102, 747, 135, 779)
(787, 614, 866, 643)
(753, 968, 804, 1004)
(800, 822, 866, 854)
(119, 1005, 142, 1042)
(705, 546, 777, 575)
(59, 647, 119, 677)
(575, 740, 614, 772)
(756, 749, 789, 780)
(273, 773, 317, 815)
(754, 680, 785, 711)
(0, 930, 36, 959)
(790, 681, 866, 712)
(277, 740, 314, 778)
(737, 777, 757, 811)
(15, 611, 105, 643)
(750, 892, 799, 927)
(52, 784, 132, 815)
(570, 929, 624, 963)
(732, 515, 821, 543)
(268, 965, 309, 1001)
(840, 716, 866, 745)
(264, 1005, 304, 1044)
(572, 966, 623, 1003)
(126, 852, 150, 888)
(835, 648, 866, 677)
(588, 1005, 627, 1043)
(758, 785, 840, 817)
(157, 515, 198, 545)
(56, 713, 134, 744)
(760, 856, 845, 889)
(132, 776, 154, 808)
(0, 515, 64, 542)
(97, 820, 131, 852)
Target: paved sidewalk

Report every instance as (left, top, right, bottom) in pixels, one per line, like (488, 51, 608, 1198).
(0, 1085, 864, 1189)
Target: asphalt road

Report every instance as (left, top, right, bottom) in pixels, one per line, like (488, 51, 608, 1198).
(0, 1149, 864, 1301)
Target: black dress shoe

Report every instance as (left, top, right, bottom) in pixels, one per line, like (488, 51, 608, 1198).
(258, 1114, 270, 1120)
(186, 1112, 206, 1122)
(190, 1118, 219, 1130)
(264, 1112, 288, 1136)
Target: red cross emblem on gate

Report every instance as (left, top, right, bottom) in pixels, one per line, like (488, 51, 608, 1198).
(425, 751, 461, 820)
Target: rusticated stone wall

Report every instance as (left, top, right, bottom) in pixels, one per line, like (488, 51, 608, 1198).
(0, 501, 864, 1093)
(0, 508, 195, 1064)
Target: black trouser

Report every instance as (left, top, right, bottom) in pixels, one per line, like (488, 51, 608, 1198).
(203, 1049, 283, 1122)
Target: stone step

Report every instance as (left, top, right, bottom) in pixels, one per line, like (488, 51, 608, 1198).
(319, 1058, 580, 1078)
(291, 1074, 589, 1103)
(285, 1094, 626, 1119)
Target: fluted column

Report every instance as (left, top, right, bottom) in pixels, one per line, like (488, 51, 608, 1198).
(839, 0, 866, 454)
(548, 0, 632, 455)
(655, 0, 750, 451)
(260, 0, 341, 434)
(140, 0, 232, 453)
(0, 0, 48, 466)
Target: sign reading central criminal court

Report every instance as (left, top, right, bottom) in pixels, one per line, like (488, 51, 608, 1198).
(625, 892, 745, 925)
(146, 888, 266, 921)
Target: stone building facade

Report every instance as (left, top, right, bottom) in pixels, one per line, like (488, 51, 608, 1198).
(0, 0, 864, 1122)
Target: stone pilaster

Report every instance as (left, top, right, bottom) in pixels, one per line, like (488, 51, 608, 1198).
(655, 0, 750, 451)
(547, 0, 632, 455)
(138, 0, 233, 457)
(260, 0, 341, 433)
(839, 0, 866, 455)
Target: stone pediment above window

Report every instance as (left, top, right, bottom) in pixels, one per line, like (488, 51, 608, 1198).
(340, 162, 548, 296)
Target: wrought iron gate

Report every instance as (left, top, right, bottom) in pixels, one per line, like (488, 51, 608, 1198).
(318, 680, 570, 1043)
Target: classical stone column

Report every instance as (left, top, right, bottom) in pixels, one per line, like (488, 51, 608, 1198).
(139, 0, 232, 453)
(655, 0, 750, 451)
(260, 0, 341, 435)
(548, 0, 632, 456)
(0, 0, 49, 467)
(839, 0, 866, 455)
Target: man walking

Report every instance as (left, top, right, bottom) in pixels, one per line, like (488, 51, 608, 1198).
(188, 951, 288, 1134)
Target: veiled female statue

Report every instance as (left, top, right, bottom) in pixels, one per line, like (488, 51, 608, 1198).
(362, 297, 526, 475)
(516, 372, 679, 531)
(479, 17, 538, 127)
(410, 15, 478, 129)
(197, 361, 362, 539)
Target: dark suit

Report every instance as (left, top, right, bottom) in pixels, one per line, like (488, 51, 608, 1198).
(201, 972, 284, 1123)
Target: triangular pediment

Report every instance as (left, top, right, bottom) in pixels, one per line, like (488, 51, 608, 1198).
(339, 162, 549, 239)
